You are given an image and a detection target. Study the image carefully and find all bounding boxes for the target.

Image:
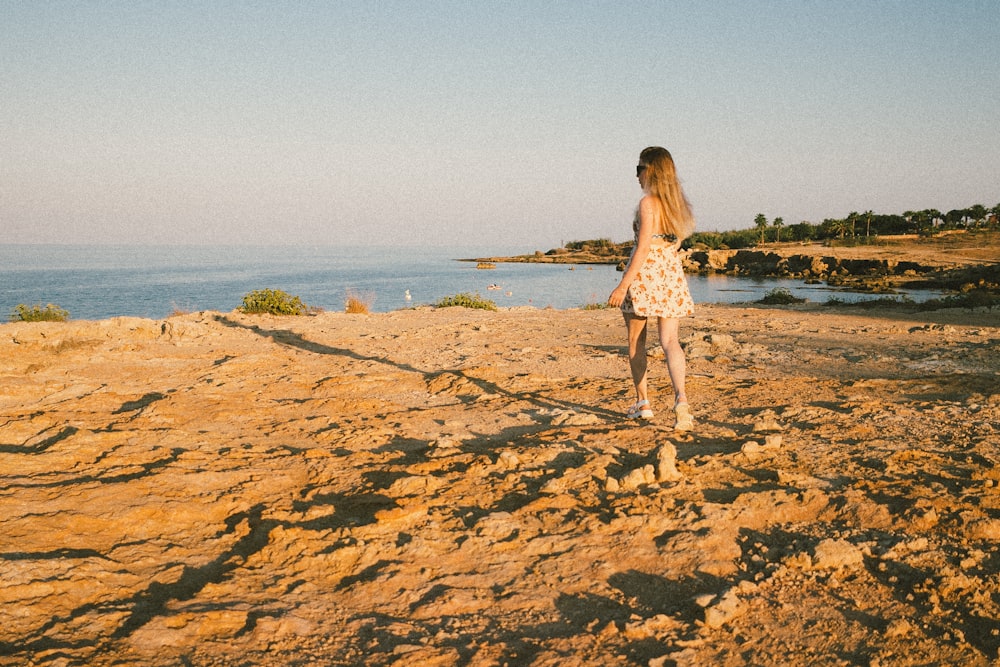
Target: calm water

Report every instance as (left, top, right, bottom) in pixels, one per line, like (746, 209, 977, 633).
(0, 245, 941, 321)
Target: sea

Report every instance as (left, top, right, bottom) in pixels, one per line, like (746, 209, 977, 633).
(0, 244, 944, 321)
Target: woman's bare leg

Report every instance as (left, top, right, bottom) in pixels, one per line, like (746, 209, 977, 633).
(624, 313, 649, 403)
(657, 317, 687, 405)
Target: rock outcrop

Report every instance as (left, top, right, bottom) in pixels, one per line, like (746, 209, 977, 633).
(684, 249, 933, 280)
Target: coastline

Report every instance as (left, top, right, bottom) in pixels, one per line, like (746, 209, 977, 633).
(2, 303, 999, 665)
(4, 236, 994, 322)
(466, 231, 1000, 293)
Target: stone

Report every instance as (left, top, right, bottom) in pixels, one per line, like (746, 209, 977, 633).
(812, 538, 864, 570)
(703, 589, 744, 629)
(620, 465, 656, 491)
(551, 410, 601, 426)
(885, 618, 914, 638)
(656, 441, 683, 482)
(753, 413, 784, 432)
(708, 333, 738, 353)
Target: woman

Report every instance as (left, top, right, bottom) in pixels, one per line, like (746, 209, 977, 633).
(608, 146, 695, 430)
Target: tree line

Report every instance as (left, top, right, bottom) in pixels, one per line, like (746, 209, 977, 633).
(690, 202, 1000, 250)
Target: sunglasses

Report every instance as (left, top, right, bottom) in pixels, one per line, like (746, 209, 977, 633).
(636, 165, 647, 177)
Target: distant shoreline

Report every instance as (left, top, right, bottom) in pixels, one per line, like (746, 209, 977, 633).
(465, 231, 1000, 293)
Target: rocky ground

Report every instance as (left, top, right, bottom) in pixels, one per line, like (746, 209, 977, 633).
(1, 300, 998, 666)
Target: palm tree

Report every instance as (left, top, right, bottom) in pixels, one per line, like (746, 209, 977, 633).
(925, 209, 943, 229)
(772, 217, 784, 243)
(835, 219, 850, 239)
(754, 213, 768, 245)
(822, 218, 849, 240)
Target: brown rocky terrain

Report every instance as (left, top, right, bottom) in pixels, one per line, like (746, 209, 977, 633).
(2, 298, 998, 666)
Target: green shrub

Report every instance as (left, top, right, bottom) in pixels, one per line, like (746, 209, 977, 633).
(757, 288, 806, 305)
(918, 288, 997, 311)
(827, 295, 913, 309)
(10, 303, 70, 322)
(689, 232, 725, 250)
(434, 292, 497, 311)
(238, 289, 308, 315)
(825, 290, 998, 311)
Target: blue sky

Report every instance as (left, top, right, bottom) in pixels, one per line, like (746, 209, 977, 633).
(3, 1, 998, 248)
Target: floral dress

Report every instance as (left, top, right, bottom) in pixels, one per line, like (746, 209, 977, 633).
(620, 217, 694, 319)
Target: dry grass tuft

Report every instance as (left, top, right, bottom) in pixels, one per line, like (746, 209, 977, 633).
(345, 290, 374, 314)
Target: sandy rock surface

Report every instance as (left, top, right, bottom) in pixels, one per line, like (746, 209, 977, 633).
(1, 303, 998, 666)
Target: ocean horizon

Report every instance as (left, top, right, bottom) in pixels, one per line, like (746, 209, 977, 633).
(1, 244, 940, 321)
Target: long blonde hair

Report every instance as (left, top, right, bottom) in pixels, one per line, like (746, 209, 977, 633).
(639, 146, 695, 240)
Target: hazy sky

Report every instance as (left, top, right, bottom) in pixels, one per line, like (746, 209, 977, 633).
(3, 1, 998, 249)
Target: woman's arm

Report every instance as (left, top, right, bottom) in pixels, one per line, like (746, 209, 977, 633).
(608, 196, 657, 307)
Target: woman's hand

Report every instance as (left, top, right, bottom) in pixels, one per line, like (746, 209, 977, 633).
(608, 284, 628, 307)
